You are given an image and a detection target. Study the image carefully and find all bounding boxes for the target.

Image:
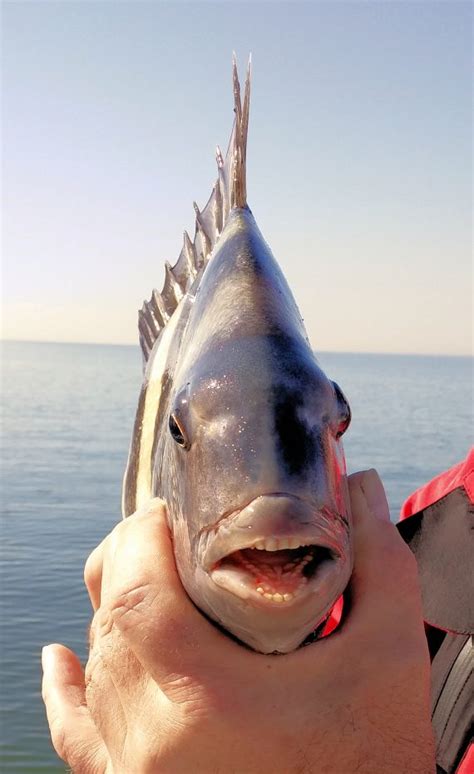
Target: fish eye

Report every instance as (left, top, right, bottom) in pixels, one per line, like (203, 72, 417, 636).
(332, 381, 351, 439)
(336, 416, 350, 439)
(169, 414, 189, 449)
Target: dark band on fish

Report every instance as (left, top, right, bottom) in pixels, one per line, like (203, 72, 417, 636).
(272, 386, 319, 477)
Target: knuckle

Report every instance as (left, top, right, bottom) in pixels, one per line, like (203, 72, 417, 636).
(137, 497, 167, 517)
(85, 626, 116, 704)
(86, 607, 135, 693)
(85, 650, 110, 715)
(129, 498, 168, 528)
(89, 607, 113, 646)
(88, 618, 96, 649)
(84, 549, 99, 589)
(109, 582, 156, 633)
(87, 612, 117, 672)
(85, 647, 102, 688)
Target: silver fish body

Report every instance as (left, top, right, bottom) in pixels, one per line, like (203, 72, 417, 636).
(123, 61, 353, 654)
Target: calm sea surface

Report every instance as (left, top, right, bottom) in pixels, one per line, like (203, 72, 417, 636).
(1, 341, 472, 771)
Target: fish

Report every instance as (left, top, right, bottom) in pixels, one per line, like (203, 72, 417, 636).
(122, 56, 353, 654)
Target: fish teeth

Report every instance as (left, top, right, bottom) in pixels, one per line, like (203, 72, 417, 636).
(255, 588, 296, 603)
(289, 537, 304, 549)
(233, 536, 317, 554)
(251, 537, 306, 552)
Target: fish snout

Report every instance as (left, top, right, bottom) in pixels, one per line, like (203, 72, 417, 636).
(195, 493, 352, 652)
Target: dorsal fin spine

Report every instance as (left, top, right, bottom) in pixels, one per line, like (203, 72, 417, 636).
(141, 301, 159, 337)
(138, 308, 154, 352)
(150, 289, 168, 328)
(163, 262, 183, 312)
(193, 202, 212, 257)
(182, 231, 197, 277)
(183, 231, 197, 270)
(214, 181, 223, 235)
(138, 55, 251, 365)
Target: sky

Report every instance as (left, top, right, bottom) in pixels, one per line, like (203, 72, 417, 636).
(2, 1, 472, 355)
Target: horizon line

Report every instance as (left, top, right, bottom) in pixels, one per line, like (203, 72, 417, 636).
(1, 338, 472, 359)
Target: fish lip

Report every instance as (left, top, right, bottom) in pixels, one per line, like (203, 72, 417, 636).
(201, 492, 347, 572)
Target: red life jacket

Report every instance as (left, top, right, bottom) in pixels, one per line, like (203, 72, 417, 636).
(321, 451, 473, 772)
(398, 448, 473, 774)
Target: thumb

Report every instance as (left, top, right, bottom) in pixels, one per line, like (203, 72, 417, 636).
(343, 470, 421, 635)
(350, 468, 391, 527)
(41, 643, 109, 773)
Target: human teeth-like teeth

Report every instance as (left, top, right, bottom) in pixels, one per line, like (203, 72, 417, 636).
(251, 537, 309, 552)
(255, 587, 302, 602)
(288, 538, 301, 548)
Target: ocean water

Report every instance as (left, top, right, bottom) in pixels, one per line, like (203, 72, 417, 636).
(1, 341, 472, 772)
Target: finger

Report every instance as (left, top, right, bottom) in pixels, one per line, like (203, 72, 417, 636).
(84, 538, 108, 612)
(41, 643, 109, 772)
(103, 498, 244, 685)
(343, 470, 423, 633)
(84, 633, 129, 753)
(350, 468, 391, 525)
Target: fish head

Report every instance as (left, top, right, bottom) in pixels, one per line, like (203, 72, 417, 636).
(157, 208, 353, 653)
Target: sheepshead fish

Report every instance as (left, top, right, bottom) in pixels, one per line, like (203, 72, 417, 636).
(122, 58, 353, 654)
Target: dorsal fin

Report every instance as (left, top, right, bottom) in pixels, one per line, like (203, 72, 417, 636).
(138, 54, 252, 365)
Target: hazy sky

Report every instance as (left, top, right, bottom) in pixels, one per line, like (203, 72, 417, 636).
(3, 1, 472, 354)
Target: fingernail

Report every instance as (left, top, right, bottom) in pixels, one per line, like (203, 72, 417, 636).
(41, 645, 54, 673)
(360, 469, 391, 522)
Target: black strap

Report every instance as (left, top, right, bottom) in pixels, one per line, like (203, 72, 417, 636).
(397, 486, 474, 771)
(430, 633, 473, 773)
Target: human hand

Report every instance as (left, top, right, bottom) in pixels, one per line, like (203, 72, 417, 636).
(42, 470, 435, 773)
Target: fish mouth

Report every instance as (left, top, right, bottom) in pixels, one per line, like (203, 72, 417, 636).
(202, 494, 348, 607)
(211, 542, 338, 605)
